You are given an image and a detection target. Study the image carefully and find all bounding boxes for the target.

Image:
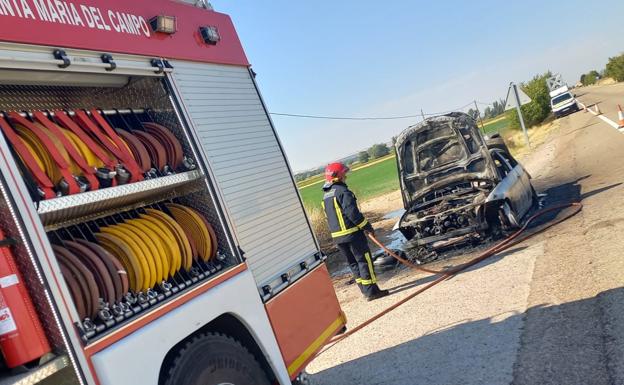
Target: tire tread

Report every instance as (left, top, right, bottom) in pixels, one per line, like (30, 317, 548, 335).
(163, 332, 270, 385)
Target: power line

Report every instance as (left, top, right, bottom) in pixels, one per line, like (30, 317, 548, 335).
(269, 102, 475, 120)
(268, 112, 423, 120)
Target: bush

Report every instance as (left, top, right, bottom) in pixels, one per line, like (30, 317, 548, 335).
(368, 143, 390, 159)
(580, 70, 599, 86)
(358, 151, 370, 163)
(506, 72, 552, 129)
(605, 54, 624, 82)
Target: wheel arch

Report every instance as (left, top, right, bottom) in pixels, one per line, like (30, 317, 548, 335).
(483, 197, 506, 225)
(158, 312, 279, 385)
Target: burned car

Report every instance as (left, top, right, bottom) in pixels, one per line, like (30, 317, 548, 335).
(394, 112, 535, 262)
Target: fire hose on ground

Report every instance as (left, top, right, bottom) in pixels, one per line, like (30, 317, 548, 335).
(321, 202, 583, 353)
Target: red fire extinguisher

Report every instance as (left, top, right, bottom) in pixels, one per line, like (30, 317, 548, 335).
(0, 229, 50, 368)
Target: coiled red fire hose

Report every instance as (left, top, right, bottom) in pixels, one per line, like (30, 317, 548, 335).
(324, 202, 583, 350)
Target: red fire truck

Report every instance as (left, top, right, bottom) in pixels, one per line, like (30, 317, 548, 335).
(0, 1, 345, 384)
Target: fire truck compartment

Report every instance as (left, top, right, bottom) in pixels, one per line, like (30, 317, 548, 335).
(0, 55, 265, 385)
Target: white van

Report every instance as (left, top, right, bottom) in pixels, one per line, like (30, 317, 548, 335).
(550, 86, 579, 118)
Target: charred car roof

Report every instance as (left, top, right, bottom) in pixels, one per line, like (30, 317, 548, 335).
(394, 112, 498, 209)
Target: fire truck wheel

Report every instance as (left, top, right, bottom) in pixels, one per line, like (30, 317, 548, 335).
(163, 332, 270, 385)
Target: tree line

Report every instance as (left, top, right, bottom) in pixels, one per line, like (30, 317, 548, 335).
(294, 142, 392, 182)
(467, 99, 506, 121)
(579, 53, 624, 86)
(357, 142, 391, 163)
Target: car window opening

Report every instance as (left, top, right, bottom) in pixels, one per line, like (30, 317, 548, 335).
(552, 93, 572, 105)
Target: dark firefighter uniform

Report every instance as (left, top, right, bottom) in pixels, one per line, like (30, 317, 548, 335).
(322, 181, 383, 298)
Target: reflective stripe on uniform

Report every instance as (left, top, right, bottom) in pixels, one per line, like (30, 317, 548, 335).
(330, 198, 368, 238)
(333, 197, 347, 231)
(357, 278, 375, 285)
(364, 251, 377, 283)
(331, 227, 360, 238)
(356, 219, 369, 229)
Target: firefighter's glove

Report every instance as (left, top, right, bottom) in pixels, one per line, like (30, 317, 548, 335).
(363, 222, 375, 236)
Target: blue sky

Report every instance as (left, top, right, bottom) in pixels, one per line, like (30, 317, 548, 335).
(213, 0, 624, 172)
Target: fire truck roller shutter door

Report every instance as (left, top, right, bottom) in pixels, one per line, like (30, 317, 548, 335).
(170, 60, 319, 294)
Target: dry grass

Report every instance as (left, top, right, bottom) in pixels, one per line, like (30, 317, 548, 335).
(596, 77, 617, 86)
(304, 204, 334, 252)
(503, 117, 560, 159)
(305, 204, 347, 272)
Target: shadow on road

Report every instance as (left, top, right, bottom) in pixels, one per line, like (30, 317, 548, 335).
(563, 120, 600, 136)
(532, 175, 621, 228)
(310, 288, 624, 385)
(386, 246, 528, 295)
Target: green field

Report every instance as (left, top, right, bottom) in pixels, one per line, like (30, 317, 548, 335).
(299, 156, 400, 210)
(481, 116, 510, 135)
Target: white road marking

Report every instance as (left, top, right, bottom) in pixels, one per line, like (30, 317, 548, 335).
(578, 101, 622, 130)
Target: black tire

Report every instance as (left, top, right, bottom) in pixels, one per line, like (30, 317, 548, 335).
(163, 333, 270, 385)
(485, 136, 510, 154)
(499, 201, 520, 230)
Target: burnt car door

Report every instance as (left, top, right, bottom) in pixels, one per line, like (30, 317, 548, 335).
(489, 149, 533, 218)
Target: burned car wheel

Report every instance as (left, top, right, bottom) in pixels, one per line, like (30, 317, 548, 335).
(499, 201, 520, 230)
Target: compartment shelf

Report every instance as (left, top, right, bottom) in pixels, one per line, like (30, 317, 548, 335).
(0, 355, 73, 385)
(38, 170, 204, 228)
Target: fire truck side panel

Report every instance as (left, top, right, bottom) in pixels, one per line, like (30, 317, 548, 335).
(90, 269, 291, 385)
(168, 61, 321, 297)
(265, 263, 346, 379)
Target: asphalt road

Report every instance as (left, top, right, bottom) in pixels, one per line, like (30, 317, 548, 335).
(306, 83, 624, 385)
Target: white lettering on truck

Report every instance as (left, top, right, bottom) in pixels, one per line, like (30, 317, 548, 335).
(10, 0, 22, 17)
(32, 0, 49, 20)
(1, 0, 151, 37)
(0, 0, 15, 16)
(80, 4, 94, 27)
(70, 2, 83, 26)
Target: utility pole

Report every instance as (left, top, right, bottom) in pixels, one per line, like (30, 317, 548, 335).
(473, 100, 486, 135)
(511, 82, 531, 149)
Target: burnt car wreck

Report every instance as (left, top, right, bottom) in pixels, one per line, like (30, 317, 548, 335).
(395, 112, 535, 263)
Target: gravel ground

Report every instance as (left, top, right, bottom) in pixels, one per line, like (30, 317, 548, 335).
(306, 83, 624, 385)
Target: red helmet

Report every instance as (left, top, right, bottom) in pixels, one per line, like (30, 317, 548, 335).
(325, 162, 349, 182)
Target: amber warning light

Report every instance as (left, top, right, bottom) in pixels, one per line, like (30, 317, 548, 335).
(199, 26, 220, 45)
(150, 15, 177, 34)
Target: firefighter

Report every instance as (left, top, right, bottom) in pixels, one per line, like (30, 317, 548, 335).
(322, 162, 389, 301)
